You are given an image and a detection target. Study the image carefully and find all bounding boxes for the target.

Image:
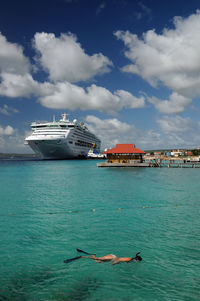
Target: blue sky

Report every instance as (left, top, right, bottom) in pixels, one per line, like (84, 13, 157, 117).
(1, 0, 200, 153)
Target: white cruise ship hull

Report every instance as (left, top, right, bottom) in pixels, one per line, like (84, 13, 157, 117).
(27, 137, 99, 159)
(27, 138, 75, 159)
(25, 114, 101, 159)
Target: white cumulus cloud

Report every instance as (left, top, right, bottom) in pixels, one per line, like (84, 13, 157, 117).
(0, 125, 15, 135)
(33, 32, 113, 83)
(0, 33, 37, 98)
(148, 92, 191, 114)
(115, 10, 200, 113)
(157, 115, 200, 148)
(38, 82, 145, 114)
(0, 32, 30, 75)
(157, 115, 193, 133)
(85, 115, 162, 149)
(0, 73, 40, 98)
(86, 115, 200, 150)
(0, 32, 145, 114)
(0, 128, 32, 153)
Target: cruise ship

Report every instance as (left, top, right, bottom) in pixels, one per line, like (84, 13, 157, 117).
(25, 113, 101, 159)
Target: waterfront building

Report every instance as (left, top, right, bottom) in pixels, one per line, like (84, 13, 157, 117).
(154, 152, 161, 156)
(186, 151, 193, 156)
(171, 150, 184, 157)
(104, 144, 145, 164)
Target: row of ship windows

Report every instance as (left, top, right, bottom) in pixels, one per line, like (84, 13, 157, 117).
(73, 137, 96, 144)
(33, 128, 97, 140)
(68, 140, 93, 148)
(32, 125, 75, 128)
(71, 134, 99, 143)
(33, 130, 96, 140)
(33, 132, 66, 135)
(73, 133, 97, 141)
(74, 129, 95, 138)
(75, 141, 93, 147)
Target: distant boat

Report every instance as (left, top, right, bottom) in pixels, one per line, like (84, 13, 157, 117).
(25, 113, 101, 159)
(87, 149, 105, 159)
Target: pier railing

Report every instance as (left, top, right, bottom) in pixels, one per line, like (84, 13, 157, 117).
(147, 159, 200, 168)
(97, 158, 200, 168)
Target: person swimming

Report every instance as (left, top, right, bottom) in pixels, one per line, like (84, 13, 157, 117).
(64, 249, 142, 265)
(80, 252, 142, 265)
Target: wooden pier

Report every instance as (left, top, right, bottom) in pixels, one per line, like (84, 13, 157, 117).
(148, 161, 200, 168)
(97, 162, 149, 168)
(97, 160, 200, 168)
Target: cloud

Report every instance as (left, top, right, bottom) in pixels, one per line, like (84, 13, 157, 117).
(85, 115, 138, 149)
(86, 114, 200, 150)
(148, 92, 191, 114)
(33, 32, 113, 83)
(85, 115, 162, 149)
(157, 115, 200, 148)
(0, 104, 19, 115)
(0, 60, 145, 115)
(116, 90, 145, 109)
(0, 128, 32, 153)
(0, 32, 145, 114)
(38, 82, 145, 114)
(0, 73, 40, 97)
(96, 2, 106, 15)
(157, 115, 193, 133)
(0, 32, 30, 75)
(115, 10, 200, 112)
(0, 125, 15, 135)
(134, 2, 152, 21)
(0, 33, 38, 98)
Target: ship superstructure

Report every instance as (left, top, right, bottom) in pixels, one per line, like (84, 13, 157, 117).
(25, 113, 101, 159)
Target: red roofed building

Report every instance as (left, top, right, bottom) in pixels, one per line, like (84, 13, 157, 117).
(104, 144, 145, 164)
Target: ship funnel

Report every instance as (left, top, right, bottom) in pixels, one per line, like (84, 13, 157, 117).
(61, 113, 69, 121)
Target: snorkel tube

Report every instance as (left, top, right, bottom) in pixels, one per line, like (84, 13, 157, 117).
(133, 252, 142, 261)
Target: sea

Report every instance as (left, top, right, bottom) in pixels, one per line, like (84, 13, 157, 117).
(0, 159, 199, 301)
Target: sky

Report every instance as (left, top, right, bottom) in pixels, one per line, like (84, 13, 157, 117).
(1, 0, 200, 153)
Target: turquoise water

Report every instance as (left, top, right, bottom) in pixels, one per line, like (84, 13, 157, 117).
(0, 160, 199, 301)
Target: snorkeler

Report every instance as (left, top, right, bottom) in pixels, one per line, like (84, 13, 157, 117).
(64, 249, 142, 265)
(81, 252, 142, 265)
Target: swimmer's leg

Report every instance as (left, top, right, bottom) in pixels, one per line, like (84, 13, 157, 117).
(81, 255, 96, 259)
(81, 254, 117, 262)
